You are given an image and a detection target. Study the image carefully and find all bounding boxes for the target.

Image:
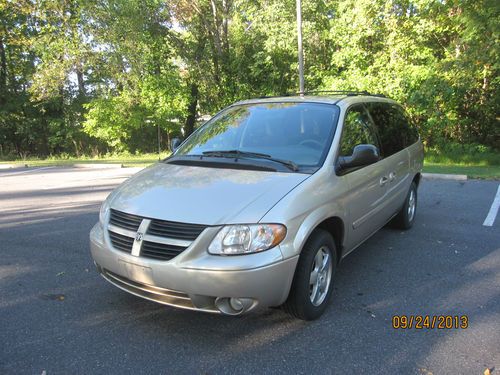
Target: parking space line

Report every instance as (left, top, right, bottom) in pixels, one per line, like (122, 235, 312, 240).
(483, 184, 500, 227)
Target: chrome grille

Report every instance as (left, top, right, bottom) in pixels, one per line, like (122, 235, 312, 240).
(141, 241, 186, 261)
(147, 219, 206, 241)
(109, 209, 142, 231)
(109, 231, 134, 253)
(107, 209, 208, 261)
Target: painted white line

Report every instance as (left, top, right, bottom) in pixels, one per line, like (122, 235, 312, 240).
(483, 184, 500, 227)
(0, 166, 55, 177)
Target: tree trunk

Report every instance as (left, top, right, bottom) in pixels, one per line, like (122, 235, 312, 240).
(222, 0, 230, 52)
(0, 36, 7, 105)
(184, 83, 199, 137)
(72, 139, 81, 158)
(76, 65, 85, 98)
(209, 0, 223, 57)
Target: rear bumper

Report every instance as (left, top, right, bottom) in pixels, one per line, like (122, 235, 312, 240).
(90, 223, 298, 314)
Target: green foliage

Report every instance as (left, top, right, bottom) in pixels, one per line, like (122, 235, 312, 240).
(0, 0, 498, 158)
(320, 0, 499, 150)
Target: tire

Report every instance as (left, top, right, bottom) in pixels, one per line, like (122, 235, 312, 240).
(283, 229, 337, 320)
(391, 181, 418, 230)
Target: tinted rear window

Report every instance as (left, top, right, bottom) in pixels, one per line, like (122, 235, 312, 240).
(366, 102, 419, 157)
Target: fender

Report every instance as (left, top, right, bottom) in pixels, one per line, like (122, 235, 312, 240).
(291, 204, 347, 259)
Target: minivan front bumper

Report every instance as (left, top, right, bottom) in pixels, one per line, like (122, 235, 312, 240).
(90, 223, 298, 314)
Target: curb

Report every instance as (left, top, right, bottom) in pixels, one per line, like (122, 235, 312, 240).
(1, 163, 137, 170)
(422, 173, 467, 181)
(1, 163, 124, 169)
(73, 163, 124, 169)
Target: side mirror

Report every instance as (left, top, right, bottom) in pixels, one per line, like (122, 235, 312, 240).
(338, 144, 380, 171)
(170, 138, 182, 152)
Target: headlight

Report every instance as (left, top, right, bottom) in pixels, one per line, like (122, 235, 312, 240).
(208, 224, 286, 255)
(99, 199, 110, 225)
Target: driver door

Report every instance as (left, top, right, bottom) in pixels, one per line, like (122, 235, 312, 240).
(337, 104, 388, 253)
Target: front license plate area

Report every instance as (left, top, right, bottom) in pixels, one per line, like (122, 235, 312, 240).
(119, 260, 154, 285)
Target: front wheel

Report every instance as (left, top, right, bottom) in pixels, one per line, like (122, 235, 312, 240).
(391, 181, 418, 229)
(283, 229, 337, 320)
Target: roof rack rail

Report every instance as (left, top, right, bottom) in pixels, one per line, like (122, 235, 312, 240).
(255, 90, 387, 100)
(301, 90, 386, 98)
(257, 93, 293, 99)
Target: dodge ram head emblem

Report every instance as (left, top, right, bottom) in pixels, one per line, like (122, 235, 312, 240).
(135, 232, 143, 242)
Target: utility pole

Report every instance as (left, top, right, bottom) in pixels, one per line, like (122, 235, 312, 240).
(296, 0, 305, 96)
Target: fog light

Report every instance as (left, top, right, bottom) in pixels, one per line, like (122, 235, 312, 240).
(229, 297, 244, 311)
(215, 297, 256, 315)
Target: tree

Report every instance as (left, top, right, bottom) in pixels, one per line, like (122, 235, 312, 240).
(0, 0, 498, 157)
(320, 0, 499, 148)
(82, 0, 186, 152)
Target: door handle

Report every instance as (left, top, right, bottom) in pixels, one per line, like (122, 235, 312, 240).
(379, 176, 388, 186)
(389, 171, 396, 181)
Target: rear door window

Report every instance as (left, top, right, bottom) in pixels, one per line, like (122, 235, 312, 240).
(387, 104, 419, 148)
(366, 102, 419, 157)
(367, 103, 418, 157)
(395, 106, 419, 147)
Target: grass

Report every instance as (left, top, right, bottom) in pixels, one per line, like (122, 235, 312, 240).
(422, 163, 500, 179)
(423, 147, 500, 179)
(1, 149, 499, 179)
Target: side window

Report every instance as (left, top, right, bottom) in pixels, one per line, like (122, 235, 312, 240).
(394, 106, 419, 147)
(339, 105, 379, 157)
(367, 103, 418, 157)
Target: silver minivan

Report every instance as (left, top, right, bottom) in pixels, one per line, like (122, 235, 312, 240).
(90, 93, 423, 320)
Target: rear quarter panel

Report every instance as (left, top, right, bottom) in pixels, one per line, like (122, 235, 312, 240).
(408, 139, 424, 177)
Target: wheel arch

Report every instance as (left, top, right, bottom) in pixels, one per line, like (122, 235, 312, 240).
(316, 217, 345, 263)
(293, 204, 347, 261)
(413, 172, 421, 187)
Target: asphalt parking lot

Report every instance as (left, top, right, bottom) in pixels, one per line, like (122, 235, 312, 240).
(1, 166, 499, 374)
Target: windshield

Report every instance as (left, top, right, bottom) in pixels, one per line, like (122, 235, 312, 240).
(173, 102, 339, 171)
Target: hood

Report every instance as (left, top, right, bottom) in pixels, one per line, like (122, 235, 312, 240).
(109, 163, 310, 225)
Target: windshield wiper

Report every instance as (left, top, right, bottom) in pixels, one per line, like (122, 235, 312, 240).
(202, 150, 299, 171)
(202, 149, 270, 158)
